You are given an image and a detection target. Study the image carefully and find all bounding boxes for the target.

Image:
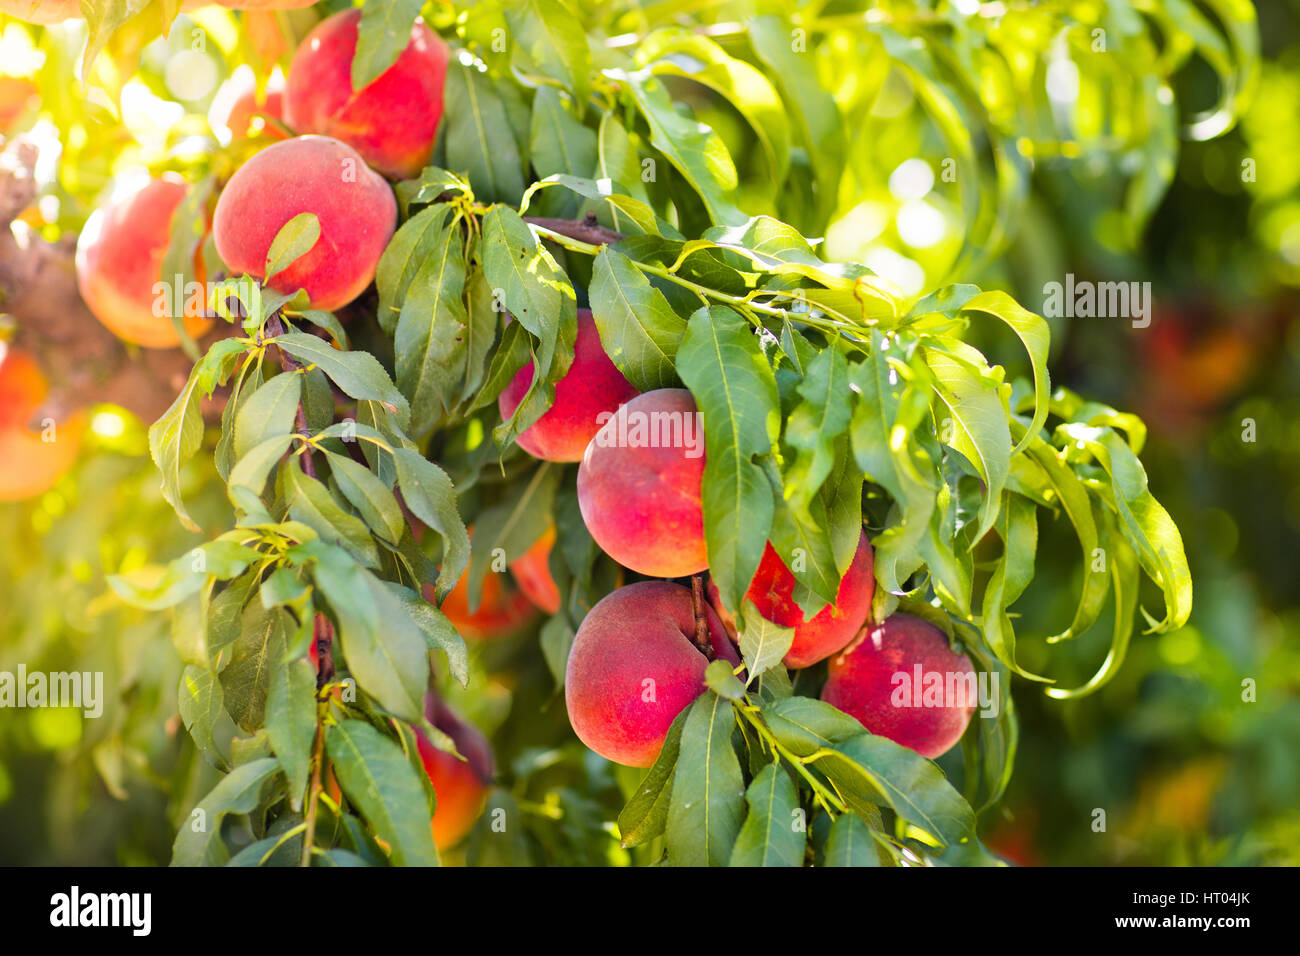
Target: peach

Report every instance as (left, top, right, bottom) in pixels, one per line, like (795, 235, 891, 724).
(75, 175, 213, 349)
(417, 698, 494, 850)
(509, 525, 561, 615)
(284, 9, 449, 180)
(576, 388, 707, 578)
(422, 569, 536, 641)
(210, 69, 286, 143)
(0, 77, 38, 133)
(498, 309, 640, 462)
(821, 613, 977, 759)
(212, 135, 397, 311)
(0, 0, 78, 23)
(0, 349, 83, 501)
(710, 530, 875, 669)
(214, 0, 318, 8)
(564, 581, 739, 767)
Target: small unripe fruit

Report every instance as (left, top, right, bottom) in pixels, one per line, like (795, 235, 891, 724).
(75, 175, 213, 349)
(285, 9, 449, 180)
(212, 135, 397, 311)
(498, 309, 640, 462)
(821, 613, 976, 759)
(565, 581, 739, 767)
(576, 388, 708, 578)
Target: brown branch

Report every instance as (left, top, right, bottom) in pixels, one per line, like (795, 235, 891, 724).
(0, 136, 232, 425)
(522, 213, 624, 247)
(314, 613, 335, 689)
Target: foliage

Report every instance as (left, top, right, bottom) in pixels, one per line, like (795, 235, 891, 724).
(1, 0, 1267, 867)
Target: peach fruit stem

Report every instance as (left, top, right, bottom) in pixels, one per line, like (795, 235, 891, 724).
(690, 575, 715, 660)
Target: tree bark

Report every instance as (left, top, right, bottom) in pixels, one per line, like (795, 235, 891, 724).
(0, 136, 222, 426)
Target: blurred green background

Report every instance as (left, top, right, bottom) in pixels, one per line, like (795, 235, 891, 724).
(0, 0, 1296, 866)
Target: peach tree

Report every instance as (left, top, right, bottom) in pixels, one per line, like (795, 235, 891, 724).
(1, 0, 1248, 865)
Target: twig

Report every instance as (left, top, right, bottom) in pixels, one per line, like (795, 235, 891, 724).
(522, 213, 624, 246)
(690, 574, 715, 660)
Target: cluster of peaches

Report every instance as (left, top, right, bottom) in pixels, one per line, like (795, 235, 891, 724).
(3, 4, 979, 845)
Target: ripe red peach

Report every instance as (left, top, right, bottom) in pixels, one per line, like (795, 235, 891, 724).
(565, 581, 739, 767)
(821, 613, 977, 759)
(75, 175, 213, 349)
(422, 568, 537, 641)
(509, 525, 561, 615)
(709, 530, 875, 669)
(0, 349, 83, 501)
(576, 388, 707, 578)
(415, 703, 494, 850)
(212, 135, 397, 311)
(498, 309, 640, 462)
(285, 9, 449, 180)
(210, 69, 286, 143)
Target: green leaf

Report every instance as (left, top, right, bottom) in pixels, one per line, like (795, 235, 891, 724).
(748, 15, 845, 230)
(480, 206, 577, 389)
(352, 0, 423, 90)
(736, 599, 795, 682)
(925, 345, 1011, 543)
(848, 335, 938, 594)
(150, 338, 248, 531)
(823, 812, 883, 867)
(1015, 427, 1109, 642)
(228, 433, 296, 503)
(704, 659, 745, 701)
(178, 665, 233, 771)
(980, 492, 1048, 681)
(677, 306, 779, 610)
(960, 291, 1051, 455)
(762, 696, 865, 757)
(616, 68, 745, 225)
(1056, 425, 1192, 632)
(783, 347, 851, 514)
(392, 209, 470, 436)
(275, 332, 411, 431)
(283, 461, 382, 569)
(172, 758, 281, 867)
(618, 708, 686, 848)
(1046, 512, 1142, 698)
(265, 213, 320, 282)
(597, 112, 652, 210)
(665, 693, 745, 866)
(234, 371, 302, 462)
(812, 734, 976, 849)
(382, 582, 469, 687)
(325, 720, 439, 867)
(324, 451, 407, 545)
(589, 246, 685, 390)
(392, 448, 471, 603)
(443, 61, 526, 204)
(639, 31, 790, 188)
(529, 87, 597, 183)
(376, 204, 455, 336)
(221, 602, 292, 732)
(314, 553, 429, 723)
(728, 763, 803, 867)
(265, 657, 316, 812)
(505, 0, 591, 104)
